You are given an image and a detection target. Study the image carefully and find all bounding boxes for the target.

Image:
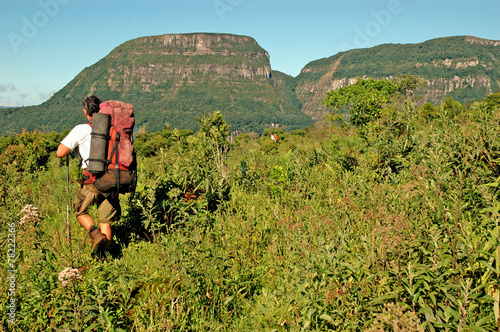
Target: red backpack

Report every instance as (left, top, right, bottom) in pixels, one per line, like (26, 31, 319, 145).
(85, 100, 137, 195)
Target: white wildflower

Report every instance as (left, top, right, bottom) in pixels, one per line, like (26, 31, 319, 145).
(18, 204, 39, 226)
(58, 267, 82, 287)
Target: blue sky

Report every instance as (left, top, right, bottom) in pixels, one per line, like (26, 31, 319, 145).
(1, 0, 498, 107)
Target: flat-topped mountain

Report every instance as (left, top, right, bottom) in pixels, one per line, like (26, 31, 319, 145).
(0, 33, 312, 135)
(1, 34, 499, 135)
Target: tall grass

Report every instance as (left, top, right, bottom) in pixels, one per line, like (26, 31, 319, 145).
(1, 94, 500, 331)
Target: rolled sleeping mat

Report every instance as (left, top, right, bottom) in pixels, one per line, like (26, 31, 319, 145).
(88, 113, 111, 174)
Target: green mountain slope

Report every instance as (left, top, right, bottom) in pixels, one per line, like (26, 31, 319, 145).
(0, 33, 313, 135)
(296, 36, 500, 119)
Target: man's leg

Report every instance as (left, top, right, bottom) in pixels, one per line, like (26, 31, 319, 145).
(75, 185, 108, 252)
(98, 193, 121, 247)
(100, 223, 112, 241)
(77, 214, 95, 231)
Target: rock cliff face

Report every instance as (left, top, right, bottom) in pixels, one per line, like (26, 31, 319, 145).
(465, 36, 500, 46)
(102, 34, 272, 94)
(296, 36, 500, 119)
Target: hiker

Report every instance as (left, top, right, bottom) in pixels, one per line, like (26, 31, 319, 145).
(56, 95, 119, 253)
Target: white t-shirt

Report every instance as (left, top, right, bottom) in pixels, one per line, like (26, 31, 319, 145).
(60, 123, 92, 168)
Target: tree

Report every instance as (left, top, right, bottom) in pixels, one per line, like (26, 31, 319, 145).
(197, 111, 231, 179)
(394, 74, 424, 98)
(484, 92, 500, 111)
(440, 96, 465, 119)
(323, 78, 399, 127)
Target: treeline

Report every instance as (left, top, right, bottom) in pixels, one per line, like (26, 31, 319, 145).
(0, 80, 313, 136)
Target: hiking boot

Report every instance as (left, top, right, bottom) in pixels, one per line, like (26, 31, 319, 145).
(90, 229, 108, 252)
(102, 237, 111, 250)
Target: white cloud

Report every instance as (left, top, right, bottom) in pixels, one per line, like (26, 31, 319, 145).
(0, 101, 18, 107)
(0, 83, 16, 92)
(39, 90, 56, 101)
(0, 84, 56, 107)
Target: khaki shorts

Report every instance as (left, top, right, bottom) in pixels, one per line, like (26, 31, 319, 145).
(74, 184, 121, 225)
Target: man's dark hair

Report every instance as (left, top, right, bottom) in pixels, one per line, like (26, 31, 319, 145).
(81, 95, 102, 116)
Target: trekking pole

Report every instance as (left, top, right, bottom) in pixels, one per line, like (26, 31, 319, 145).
(66, 155, 71, 242)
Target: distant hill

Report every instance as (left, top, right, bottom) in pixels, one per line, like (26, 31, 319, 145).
(1, 34, 499, 135)
(0, 33, 312, 135)
(296, 36, 500, 119)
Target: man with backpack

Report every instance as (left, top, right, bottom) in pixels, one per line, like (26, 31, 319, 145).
(57, 95, 136, 255)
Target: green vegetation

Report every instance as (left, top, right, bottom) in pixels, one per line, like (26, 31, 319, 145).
(1, 82, 500, 330)
(323, 78, 399, 127)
